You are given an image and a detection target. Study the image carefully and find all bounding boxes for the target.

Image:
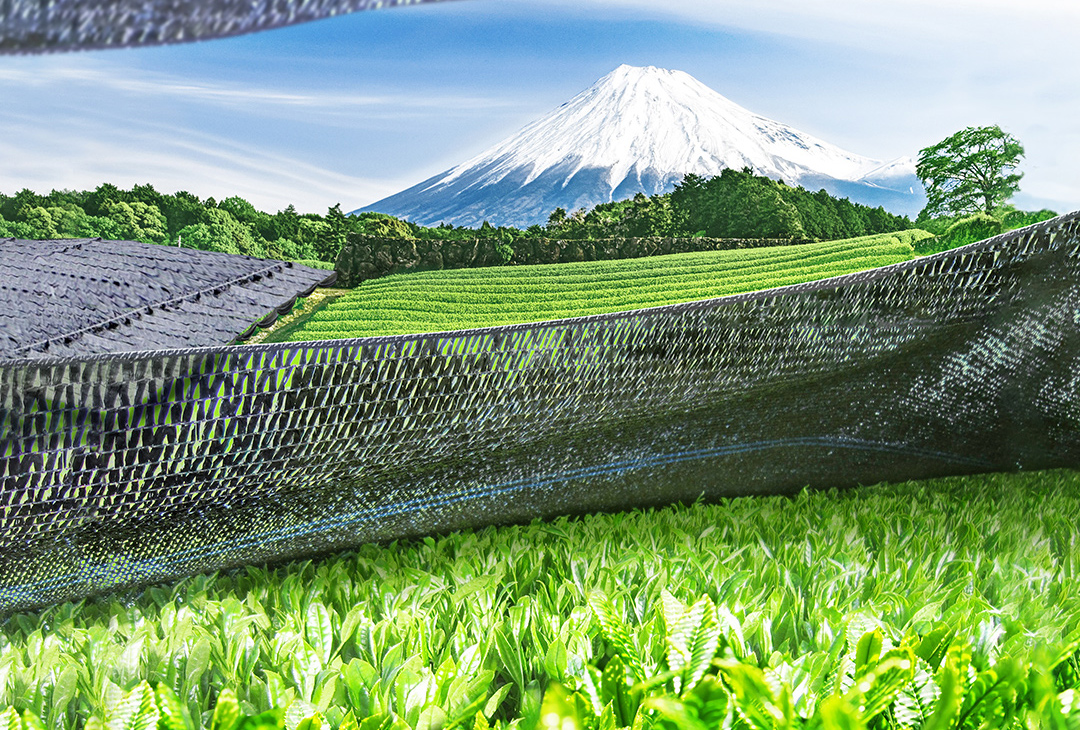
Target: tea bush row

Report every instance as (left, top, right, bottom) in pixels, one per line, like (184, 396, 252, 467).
(275, 231, 930, 342)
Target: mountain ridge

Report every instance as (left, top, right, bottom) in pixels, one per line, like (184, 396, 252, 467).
(356, 65, 925, 226)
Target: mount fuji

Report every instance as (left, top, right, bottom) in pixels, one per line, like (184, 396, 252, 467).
(355, 65, 925, 227)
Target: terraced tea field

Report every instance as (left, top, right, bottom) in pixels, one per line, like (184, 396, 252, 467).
(270, 230, 931, 341)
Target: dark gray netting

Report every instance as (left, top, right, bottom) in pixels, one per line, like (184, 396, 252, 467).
(0, 0, 455, 53)
(0, 238, 336, 360)
(2, 212, 1080, 613)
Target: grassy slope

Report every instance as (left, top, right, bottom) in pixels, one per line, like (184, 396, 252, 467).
(271, 231, 932, 342)
(1, 468, 1077, 727)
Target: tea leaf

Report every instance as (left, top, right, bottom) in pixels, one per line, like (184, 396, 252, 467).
(415, 706, 447, 730)
(923, 641, 968, 730)
(236, 710, 285, 730)
(538, 684, 583, 730)
(19, 711, 45, 730)
(0, 708, 21, 730)
(892, 657, 940, 728)
(154, 684, 191, 730)
(294, 713, 325, 730)
(105, 681, 159, 730)
(49, 665, 79, 724)
(850, 652, 914, 722)
(306, 604, 334, 667)
(209, 688, 242, 730)
(587, 592, 644, 682)
(285, 701, 319, 730)
(914, 624, 955, 672)
(685, 596, 722, 693)
(338, 710, 359, 730)
(661, 590, 698, 684)
(955, 655, 1024, 729)
(646, 695, 709, 730)
(854, 630, 883, 674)
(716, 659, 785, 730)
(813, 694, 862, 730)
(185, 638, 212, 697)
(544, 639, 568, 684)
(578, 666, 603, 718)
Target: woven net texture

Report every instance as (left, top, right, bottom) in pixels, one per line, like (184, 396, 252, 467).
(2, 212, 1079, 613)
(0, 0, 454, 53)
(0, 238, 336, 360)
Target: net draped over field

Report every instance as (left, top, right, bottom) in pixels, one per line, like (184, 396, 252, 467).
(0, 0, 454, 53)
(0, 238, 336, 360)
(1, 212, 1079, 613)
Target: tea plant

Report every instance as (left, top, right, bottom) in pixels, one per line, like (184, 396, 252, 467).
(2, 468, 1079, 728)
(273, 231, 931, 341)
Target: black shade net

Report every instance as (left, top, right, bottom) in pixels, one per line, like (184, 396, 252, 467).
(1, 212, 1080, 614)
(0, 238, 336, 360)
(0, 0, 456, 53)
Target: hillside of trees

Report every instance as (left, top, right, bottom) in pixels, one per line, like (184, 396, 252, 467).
(0, 171, 915, 264)
(546, 168, 912, 240)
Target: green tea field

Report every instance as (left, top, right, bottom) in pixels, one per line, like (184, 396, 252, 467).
(269, 231, 932, 342)
(7, 227, 1075, 730)
(2, 469, 1078, 729)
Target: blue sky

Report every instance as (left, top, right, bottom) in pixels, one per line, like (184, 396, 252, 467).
(0, 0, 1076, 215)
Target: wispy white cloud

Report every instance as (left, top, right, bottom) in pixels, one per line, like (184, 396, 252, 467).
(0, 111, 410, 212)
(535, 0, 1078, 55)
(0, 60, 513, 114)
(0, 0, 1075, 215)
(515, 0, 1080, 211)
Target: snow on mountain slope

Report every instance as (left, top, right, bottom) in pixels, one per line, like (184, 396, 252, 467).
(356, 65, 924, 227)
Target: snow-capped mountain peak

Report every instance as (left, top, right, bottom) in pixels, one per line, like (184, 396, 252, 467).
(357, 65, 923, 226)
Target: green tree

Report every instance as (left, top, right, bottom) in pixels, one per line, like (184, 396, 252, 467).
(546, 207, 569, 233)
(129, 183, 165, 211)
(83, 183, 122, 217)
(176, 208, 264, 256)
(105, 201, 168, 243)
(160, 191, 207, 236)
(218, 196, 260, 225)
(271, 204, 301, 242)
(726, 176, 805, 239)
(0, 215, 35, 238)
(670, 173, 709, 235)
(617, 192, 675, 237)
(295, 217, 333, 261)
(916, 125, 1024, 217)
(317, 204, 350, 262)
(174, 222, 220, 253)
(45, 204, 91, 237)
(1, 189, 45, 220)
(17, 206, 59, 239)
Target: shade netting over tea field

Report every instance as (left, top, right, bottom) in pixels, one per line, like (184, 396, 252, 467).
(0, 237, 335, 360)
(0, 0, 453, 53)
(1, 213, 1079, 613)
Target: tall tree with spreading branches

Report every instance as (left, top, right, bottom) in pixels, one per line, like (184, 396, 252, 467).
(916, 125, 1024, 217)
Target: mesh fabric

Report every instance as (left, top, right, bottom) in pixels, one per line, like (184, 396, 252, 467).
(1, 212, 1079, 613)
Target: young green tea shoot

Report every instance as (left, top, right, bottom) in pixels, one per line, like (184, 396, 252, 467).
(1, 469, 1078, 728)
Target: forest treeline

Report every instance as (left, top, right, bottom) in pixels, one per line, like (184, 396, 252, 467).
(548, 168, 912, 240)
(0, 170, 915, 263)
